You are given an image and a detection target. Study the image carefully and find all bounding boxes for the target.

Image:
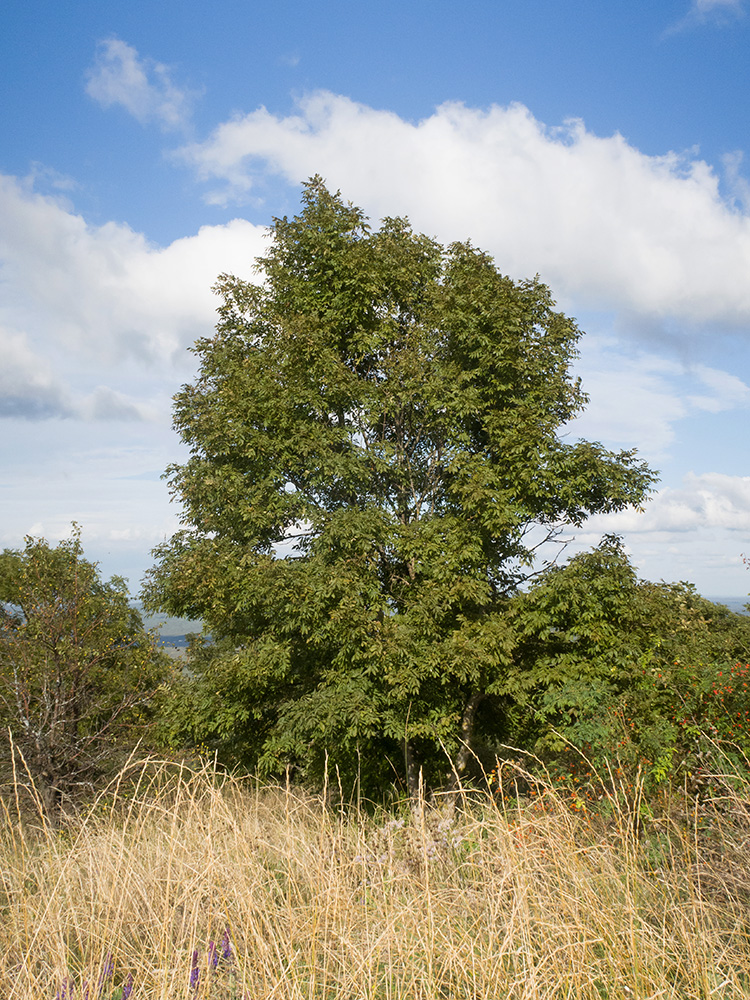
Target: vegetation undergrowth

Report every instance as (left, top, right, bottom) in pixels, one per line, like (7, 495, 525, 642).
(2, 756, 750, 999)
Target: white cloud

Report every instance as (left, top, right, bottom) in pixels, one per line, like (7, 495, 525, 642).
(25, 162, 78, 194)
(666, 0, 744, 32)
(0, 421, 188, 587)
(0, 173, 267, 368)
(686, 363, 750, 412)
(3, 92, 750, 591)
(563, 337, 750, 459)
(0, 173, 269, 422)
(722, 150, 750, 211)
(566, 348, 686, 457)
(558, 471, 750, 592)
(583, 472, 750, 536)
(0, 326, 167, 423)
(178, 93, 750, 331)
(0, 327, 73, 419)
(85, 38, 198, 131)
(690, 0, 743, 17)
(78, 387, 157, 423)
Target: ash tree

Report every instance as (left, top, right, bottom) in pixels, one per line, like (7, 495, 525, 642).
(508, 535, 750, 789)
(0, 528, 168, 814)
(146, 178, 655, 797)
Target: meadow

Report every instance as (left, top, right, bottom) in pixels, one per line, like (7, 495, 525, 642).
(2, 756, 750, 1000)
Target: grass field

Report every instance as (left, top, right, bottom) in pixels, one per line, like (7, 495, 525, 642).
(1, 758, 750, 999)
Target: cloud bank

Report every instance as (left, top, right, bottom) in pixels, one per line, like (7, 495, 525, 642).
(176, 92, 750, 331)
(0, 174, 268, 420)
(586, 473, 750, 536)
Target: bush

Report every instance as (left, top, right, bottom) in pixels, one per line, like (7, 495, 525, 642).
(0, 527, 170, 815)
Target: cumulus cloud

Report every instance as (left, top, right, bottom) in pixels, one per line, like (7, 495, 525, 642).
(0, 173, 268, 421)
(85, 38, 198, 131)
(0, 173, 267, 368)
(583, 473, 750, 537)
(177, 92, 750, 330)
(0, 325, 168, 423)
(79, 387, 154, 422)
(557, 470, 750, 592)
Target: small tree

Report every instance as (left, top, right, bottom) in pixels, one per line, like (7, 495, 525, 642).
(0, 528, 168, 813)
(510, 536, 750, 790)
(146, 178, 655, 798)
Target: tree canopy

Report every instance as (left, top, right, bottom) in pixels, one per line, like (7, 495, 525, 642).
(146, 178, 656, 797)
(508, 535, 750, 792)
(0, 528, 168, 813)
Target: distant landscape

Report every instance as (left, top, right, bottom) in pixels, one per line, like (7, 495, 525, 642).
(136, 596, 750, 651)
(135, 603, 202, 649)
(704, 596, 749, 615)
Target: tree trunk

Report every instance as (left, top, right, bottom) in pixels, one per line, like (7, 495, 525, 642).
(41, 782, 61, 820)
(404, 737, 422, 803)
(448, 691, 484, 794)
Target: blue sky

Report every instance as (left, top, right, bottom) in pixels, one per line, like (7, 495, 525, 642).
(2, 0, 750, 597)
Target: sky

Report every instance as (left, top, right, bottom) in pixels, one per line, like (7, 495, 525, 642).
(2, 0, 750, 598)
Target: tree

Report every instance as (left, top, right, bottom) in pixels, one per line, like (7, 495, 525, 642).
(0, 528, 168, 814)
(145, 178, 656, 798)
(507, 535, 750, 789)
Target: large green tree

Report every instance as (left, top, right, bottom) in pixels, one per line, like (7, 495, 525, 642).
(146, 178, 655, 797)
(0, 528, 168, 814)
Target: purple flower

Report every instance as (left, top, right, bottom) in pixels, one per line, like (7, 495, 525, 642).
(56, 978, 74, 1000)
(97, 955, 114, 996)
(189, 950, 200, 992)
(121, 972, 134, 1000)
(221, 928, 232, 961)
(207, 940, 218, 970)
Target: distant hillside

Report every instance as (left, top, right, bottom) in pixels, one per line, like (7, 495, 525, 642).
(129, 595, 747, 650)
(704, 596, 749, 616)
(131, 602, 203, 649)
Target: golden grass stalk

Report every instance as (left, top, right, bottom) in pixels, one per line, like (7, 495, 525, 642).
(1, 757, 750, 999)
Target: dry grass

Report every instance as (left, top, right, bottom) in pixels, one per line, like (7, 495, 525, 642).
(1, 759, 750, 999)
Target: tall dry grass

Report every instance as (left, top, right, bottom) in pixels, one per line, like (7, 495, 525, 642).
(1, 758, 750, 999)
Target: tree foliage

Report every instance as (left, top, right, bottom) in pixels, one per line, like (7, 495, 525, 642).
(0, 528, 168, 812)
(509, 535, 750, 790)
(146, 178, 656, 796)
